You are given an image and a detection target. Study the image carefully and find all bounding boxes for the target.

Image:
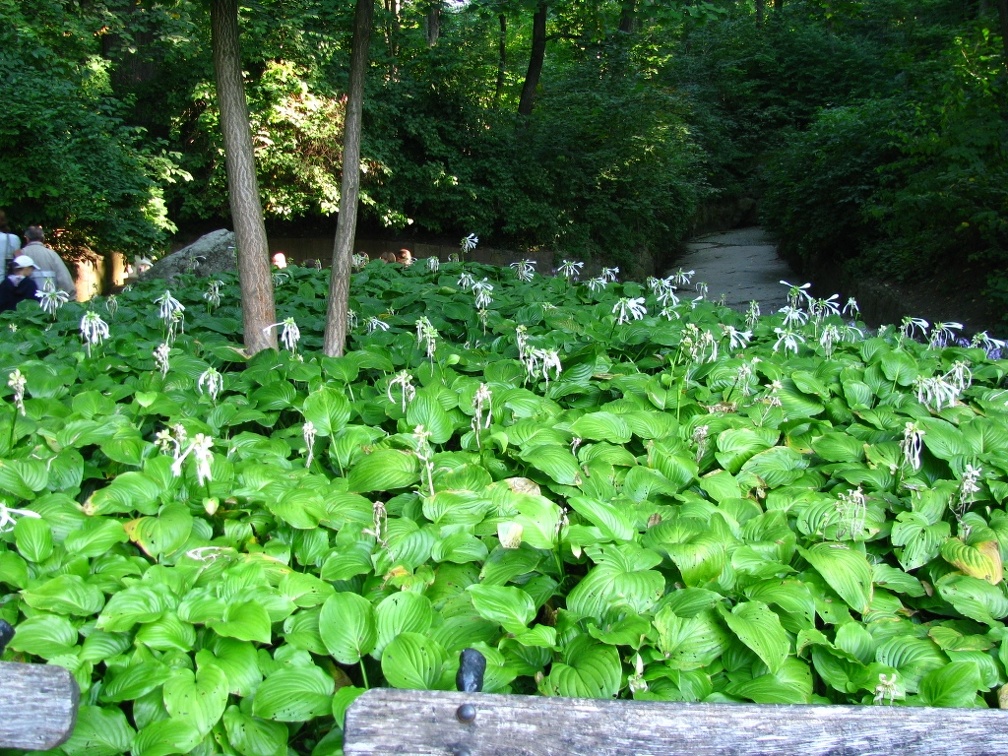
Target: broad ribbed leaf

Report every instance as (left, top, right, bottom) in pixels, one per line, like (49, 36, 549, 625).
(163, 665, 229, 736)
(918, 661, 982, 707)
(519, 443, 581, 485)
(380, 632, 448, 690)
(13, 515, 52, 563)
(891, 512, 950, 571)
(222, 706, 289, 756)
(208, 600, 273, 644)
(64, 517, 128, 558)
(567, 496, 635, 541)
(5, 614, 77, 657)
(132, 720, 202, 756)
(21, 574, 105, 616)
(61, 705, 136, 756)
(301, 386, 351, 436)
(941, 538, 1003, 585)
(568, 411, 632, 444)
(375, 592, 434, 657)
(406, 389, 455, 444)
(347, 448, 420, 493)
(565, 562, 664, 620)
(653, 607, 731, 669)
(543, 635, 621, 698)
(319, 592, 377, 664)
(798, 543, 873, 614)
(717, 600, 790, 674)
(251, 665, 334, 721)
(920, 418, 969, 460)
(935, 573, 1008, 624)
(467, 584, 535, 634)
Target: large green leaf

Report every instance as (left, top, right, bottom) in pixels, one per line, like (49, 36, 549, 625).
(319, 591, 377, 664)
(61, 705, 136, 756)
(568, 411, 632, 444)
(406, 388, 456, 444)
(347, 448, 420, 493)
(222, 706, 289, 756)
(917, 661, 983, 707)
(380, 632, 449, 690)
(375, 591, 434, 657)
(935, 573, 1008, 624)
(653, 606, 732, 670)
(541, 635, 621, 698)
(467, 583, 536, 634)
(518, 443, 581, 485)
(251, 665, 334, 721)
(21, 574, 105, 616)
(163, 665, 229, 736)
(301, 386, 352, 436)
(717, 600, 790, 674)
(798, 543, 873, 614)
(567, 496, 636, 541)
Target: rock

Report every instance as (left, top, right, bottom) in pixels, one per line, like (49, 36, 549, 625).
(140, 229, 237, 284)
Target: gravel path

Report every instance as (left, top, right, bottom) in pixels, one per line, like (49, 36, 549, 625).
(671, 227, 797, 314)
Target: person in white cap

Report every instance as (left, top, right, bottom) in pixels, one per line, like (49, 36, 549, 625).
(21, 225, 76, 299)
(0, 255, 39, 312)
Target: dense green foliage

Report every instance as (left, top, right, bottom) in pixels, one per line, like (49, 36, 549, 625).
(1, 256, 1007, 753)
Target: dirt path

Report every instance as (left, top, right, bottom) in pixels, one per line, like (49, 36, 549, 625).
(671, 227, 796, 314)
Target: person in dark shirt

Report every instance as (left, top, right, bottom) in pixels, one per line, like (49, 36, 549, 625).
(0, 255, 40, 312)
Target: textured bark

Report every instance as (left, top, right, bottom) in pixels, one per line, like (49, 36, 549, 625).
(426, 0, 442, 46)
(324, 0, 373, 357)
(211, 0, 276, 354)
(0, 662, 79, 750)
(618, 0, 637, 34)
(518, 1, 548, 117)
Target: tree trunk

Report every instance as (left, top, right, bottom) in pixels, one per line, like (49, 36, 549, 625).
(999, 0, 1008, 73)
(426, 1, 441, 46)
(618, 0, 637, 34)
(324, 0, 373, 357)
(211, 0, 276, 355)
(518, 1, 547, 117)
(756, 0, 765, 25)
(384, 0, 400, 58)
(495, 14, 507, 105)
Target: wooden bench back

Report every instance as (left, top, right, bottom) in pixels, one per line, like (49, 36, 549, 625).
(344, 688, 1008, 755)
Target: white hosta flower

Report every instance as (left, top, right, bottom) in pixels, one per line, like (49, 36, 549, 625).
(510, 259, 536, 282)
(557, 260, 584, 281)
(347, 309, 358, 330)
(613, 297, 647, 325)
(651, 277, 679, 307)
(515, 325, 529, 363)
(914, 374, 961, 412)
(166, 309, 185, 345)
(929, 321, 963, 349)
(900, 316, 929, 340)
(413, 424, 435, 496)
(426, 256, 440, 273)
(692, 424, 709, 463)
(695, 281, 709, 299)
(843, 297, 860, 319)
(772, 326, 805, 355)
(35, 286, 69, 319)
(472, 278, 494, 309)
(155, 290, 185, 323)
(600, 267, 619, 283)
(671, 268, 695, 287)
(105, 295, 119, 318)
(171, 433, 215, 487)
(901, 422, 925, 471)
(461, 233, 479, 255)
(80, 311, 110, 356)
(203, 280, 222, 311)
(970, 331, 1005, 358)
(945, 360, 972, 393)
(8, 369, 26, 416)
(873, 673, 903, 705)
(352, 252, 369, 270)
(586, 276, 608, 293)
(778, 305, 809, 328)
(457, 271, 477, 291)
(721, 325, 752, 352)
(303, 421, 316, 468)
(746, 300, 761, 329)
(387, 370, 416, 412)
(524, 347, 562, 385)
(264, 317, 301, 353)
(272, 269, 290, 287)
(366, 316, 390, 334)
(0, 503, 42, 534)
(780, 280, 813, 309)
(197, 367, 224, 402)
(836, 486, 867, 540)
(819, 324, 842, 357)
(497, 522, 523, 549)
(153, 342, 171, 378)
(959, 464, 982, 504)
(810, 294, 841, 321)
(415, 316, 438, 360)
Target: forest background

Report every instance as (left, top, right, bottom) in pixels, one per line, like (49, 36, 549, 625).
(0, 0, 1006, 330)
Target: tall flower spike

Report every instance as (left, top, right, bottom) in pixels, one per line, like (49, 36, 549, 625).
(613, 297, 647, 325)
(472, 279, 494, 309)
(472, 383, 493, 447)
(426, 256, 440, 273)
(303, 421, 317, 468)
(387, 370, 416, 412)
(197, 367, 224, 402)
(557, 260, 584, 281)
(415, 317, 438, 360)
(155, 290, 185, 323)
(460, 233, 479, 255)
(36, 286, 70, 319)
(510, 259, 536, 282)
(203, 280, 222, 311)
(8, 369, 26, 416)
(153, 342, 171, 378)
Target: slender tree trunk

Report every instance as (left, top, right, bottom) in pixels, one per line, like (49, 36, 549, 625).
(756, 0, 765, 25)
(426, 0, 441, 46)
(518, 1, 547, 117)
(618, 0, 637, 34)
(211, 0, 276, 355)
(495, 14, 507, 105)
(324, 0, 373, 357)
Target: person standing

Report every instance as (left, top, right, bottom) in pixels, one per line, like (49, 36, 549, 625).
(21, 226, 76, 299)
(0, 211, 20, 272)
(0, 255, 39, 312)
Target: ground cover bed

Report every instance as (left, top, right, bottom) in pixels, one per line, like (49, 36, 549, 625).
(1, 254, 1007, 755)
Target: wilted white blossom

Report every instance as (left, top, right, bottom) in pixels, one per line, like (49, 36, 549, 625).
(426, 256, 440, 273)
(952, 463, 983, 522)
(415, 316, 439, 360)
(900, 316, 929, 340)
(461, 233, 479, 255)
(809, 294, 841, 321)
(80, 311, 110, 357)
(695, 281, 709, 299)
(510, 259, 536, 282)
(171, 433, 215, 487)
(914, 374, 961, 412)
(8, 369, 26, 416)
(843, 297, 861, 319)
(105, 295, 119, 318)
(347, 309, 358, 330)
(203, 280, 222, 311)
(366, 316, 391, 334)
(900, 422, 925, 471)
(836, 486, 867, 540)
(303, 421, 317, 468)
(352, 252, 369, 270)
(515, 325, 530, 363)
(779, 305, 809, 328)
(155, 290, 185, 324)
(721, 325, 752, 352)
(557, 260, 584, 281)
(613, 297, 647, 325)
(524, 347, 562, 385)
(387, 370, 416, 412)
(819, 324, 842, 357)
(746, 300, 761, 329)
(472, 383, 493, 446)
(586, 276, 608, 292)
(197, 366, 224, 402)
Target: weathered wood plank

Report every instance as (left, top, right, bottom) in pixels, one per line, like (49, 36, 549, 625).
(344, 688, 1008, 756)
(0, 661, 80, 750)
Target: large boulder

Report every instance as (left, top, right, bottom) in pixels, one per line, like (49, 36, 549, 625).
(140, 229, 237, 284)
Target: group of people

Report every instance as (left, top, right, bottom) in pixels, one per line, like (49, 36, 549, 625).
(378, 248, 413, 265)
(0, 212, 77, 313)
